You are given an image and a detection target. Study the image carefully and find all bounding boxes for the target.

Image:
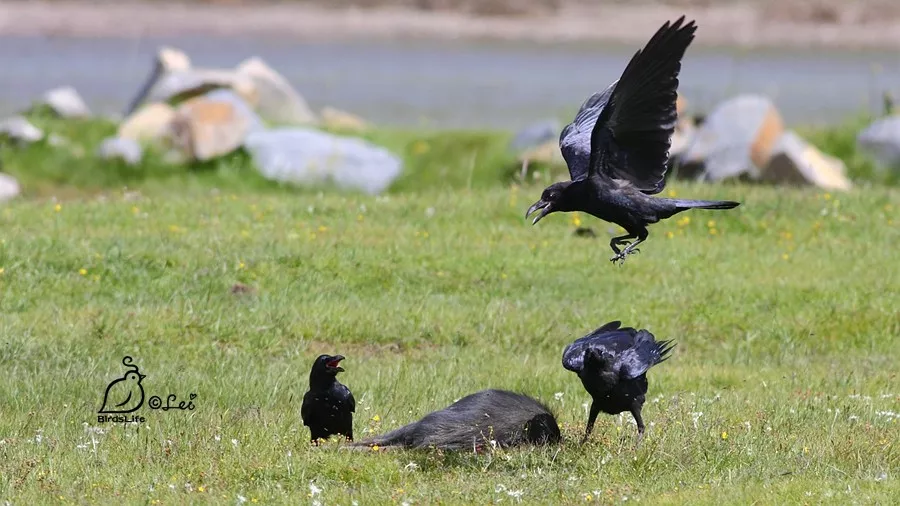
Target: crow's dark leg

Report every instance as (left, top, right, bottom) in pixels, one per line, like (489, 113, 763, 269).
(582, 401, 602, 444)
(611, 229, 648, 264)
(630, 403, 646, 445)
(609, 234, 636, 258)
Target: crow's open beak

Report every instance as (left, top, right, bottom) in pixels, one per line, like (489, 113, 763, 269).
(525, 200, 551, 225)
(327, 355, 345, 372)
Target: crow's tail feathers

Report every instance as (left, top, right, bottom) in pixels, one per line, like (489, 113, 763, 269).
(655, 339, 677, 365)
(668, 199, 740, 211)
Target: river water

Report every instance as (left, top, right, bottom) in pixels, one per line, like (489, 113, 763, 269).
(1, 35, 898, 129)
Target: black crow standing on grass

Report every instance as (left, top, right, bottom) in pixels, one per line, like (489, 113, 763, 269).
(562, 321, 675, 444)
(301, 354, 355, 443)
(526, 16, 740, 264)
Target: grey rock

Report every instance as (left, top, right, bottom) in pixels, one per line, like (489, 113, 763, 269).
(97, 137, 143, 166)
(40, 86, 91, 118)
(244, 128, 402, 195)
(236, 57, 316, 125)
(509, 119, 561, 152)
(0, 116, 44, 144)
(681, 94, 785, 182)
(0, 173, 21, 202)
(857, 115, 900, 171)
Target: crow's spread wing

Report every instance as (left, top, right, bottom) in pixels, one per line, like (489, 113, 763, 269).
(559, 81, 617, 181)
(562, 321, 638, 372)
(587, 16, 697, 194)
(617, 330, 676, 379)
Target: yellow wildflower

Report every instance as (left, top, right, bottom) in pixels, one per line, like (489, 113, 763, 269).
(0, 267, 4, 275)
(372, 414, 380, 422)
(721, 431, 728, 440)
(198, 486, 205, 493)
(54, 204, 62, 212)
(782, 253, 789, 261)
(706, 220, 716, 228)
(709, 228, 718, 236)
(666, 231, 674, 239)
(318, 226, 328, 232)
(667, 189, 677, 197)
(79, 268, 87, 276)
(238, 261, 246, 270)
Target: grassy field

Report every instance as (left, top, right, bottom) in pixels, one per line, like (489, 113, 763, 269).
(1, 177, 898, 504)
(1, 113, 899, 504)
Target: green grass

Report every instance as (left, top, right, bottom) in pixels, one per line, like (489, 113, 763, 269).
(1, 177, 899, 504)
(0, 114, 520, 198)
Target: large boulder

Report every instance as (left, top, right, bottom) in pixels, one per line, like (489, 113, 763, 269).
(169, 90, 263, 162)
(680, 94, 785, 181)
(0, 173, 21, 202)
(244, 128, 403, 195)
(761, 131, 852, 190)
(857, 115, 900, 171)
(0, 116, 44, 144)
(236, 57, 317, 125)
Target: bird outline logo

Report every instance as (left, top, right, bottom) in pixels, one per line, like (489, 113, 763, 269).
(98, 356, 147, 414)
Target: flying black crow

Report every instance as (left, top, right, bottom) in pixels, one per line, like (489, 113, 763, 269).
(526, 16, 740, 264)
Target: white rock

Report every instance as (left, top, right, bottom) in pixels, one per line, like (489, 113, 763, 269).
(97, 137, 143, 166)
(0, 116, 44, 144)
(0, 173, 21, 202)
(244, 128, 402, 195)
(41, 86, 91, 118)
(236, 57, 316, 125)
